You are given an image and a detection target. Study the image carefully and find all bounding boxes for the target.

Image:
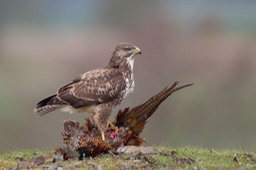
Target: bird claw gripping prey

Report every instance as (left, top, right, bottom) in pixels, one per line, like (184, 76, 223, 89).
(61, 81, 193, 159)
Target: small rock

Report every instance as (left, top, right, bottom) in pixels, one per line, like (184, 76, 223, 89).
(117, 146, 159, 154)
(233, 153, 239, 163)
(134, 159, 142, 163)
(33, 155, 45, 166)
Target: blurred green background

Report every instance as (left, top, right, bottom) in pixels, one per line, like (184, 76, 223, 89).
(1, 0, 256, 152)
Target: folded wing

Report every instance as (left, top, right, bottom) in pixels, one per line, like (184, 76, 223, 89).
(57, 69, 126, 108)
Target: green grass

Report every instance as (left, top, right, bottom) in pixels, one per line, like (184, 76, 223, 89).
(0, 149, 49, 169)
(1, 147, 256, 169)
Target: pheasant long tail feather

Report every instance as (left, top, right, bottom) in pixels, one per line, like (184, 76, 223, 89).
(115, 82, 193, 135)
(131, 82, 192, 119)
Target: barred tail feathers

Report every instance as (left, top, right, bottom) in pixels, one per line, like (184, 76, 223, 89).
(34, 94, 65, 116)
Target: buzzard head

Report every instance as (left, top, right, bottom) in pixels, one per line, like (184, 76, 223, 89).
(108, 43, 141, 68)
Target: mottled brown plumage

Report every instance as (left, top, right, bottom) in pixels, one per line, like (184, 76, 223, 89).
(34, 43, 142, 140)
(61, 82, 193, 158)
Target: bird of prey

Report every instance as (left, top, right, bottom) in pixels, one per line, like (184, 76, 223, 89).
(34, 42, 142, 141)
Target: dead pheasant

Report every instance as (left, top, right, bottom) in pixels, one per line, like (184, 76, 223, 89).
(61, 82, 193, 158)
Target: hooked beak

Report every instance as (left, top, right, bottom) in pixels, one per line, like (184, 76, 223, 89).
(134, 47, 142, 55)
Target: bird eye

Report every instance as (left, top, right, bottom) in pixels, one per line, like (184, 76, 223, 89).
(124, 47, 132, 51)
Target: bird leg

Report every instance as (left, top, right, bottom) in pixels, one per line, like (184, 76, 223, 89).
(101, 131, 105, 141)
(93, 105, 111, 141)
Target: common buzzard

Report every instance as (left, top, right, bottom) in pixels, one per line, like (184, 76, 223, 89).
(34, 43, 142, 140)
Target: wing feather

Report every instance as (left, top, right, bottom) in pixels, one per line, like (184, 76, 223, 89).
(57, 69, 126, 108)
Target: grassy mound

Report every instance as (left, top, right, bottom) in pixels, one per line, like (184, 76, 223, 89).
(1, 146, 256, 169)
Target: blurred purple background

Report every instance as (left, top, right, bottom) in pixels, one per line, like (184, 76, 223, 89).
(1, 0, 256, 152)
